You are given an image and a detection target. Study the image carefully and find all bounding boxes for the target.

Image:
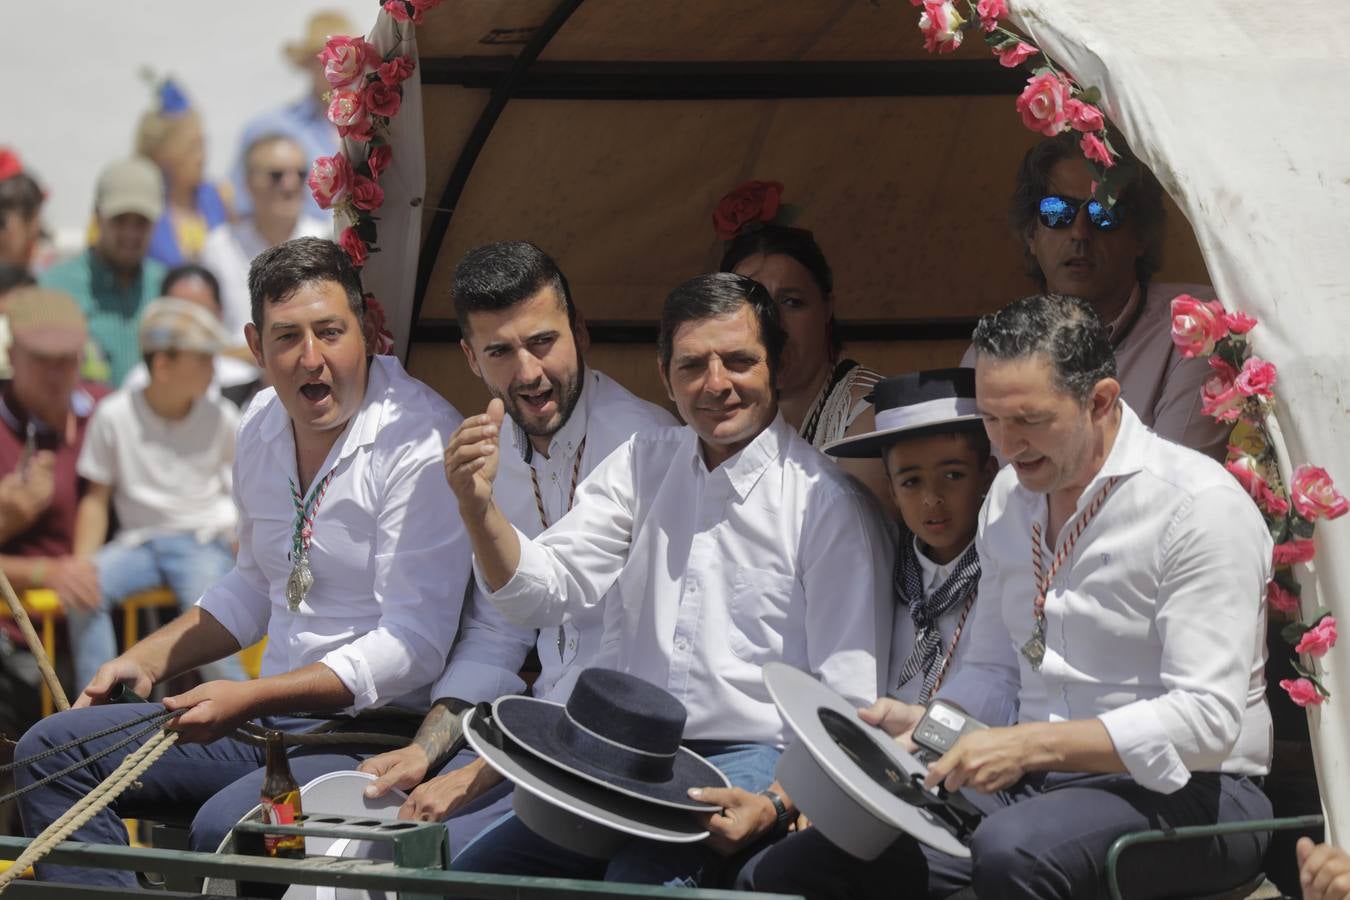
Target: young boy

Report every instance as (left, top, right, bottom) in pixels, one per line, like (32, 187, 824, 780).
(69, 297, 242, 689)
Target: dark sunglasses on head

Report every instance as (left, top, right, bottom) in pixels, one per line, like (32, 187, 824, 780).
(258, 169, 308, 186)
(1037, 194, 1126, 232)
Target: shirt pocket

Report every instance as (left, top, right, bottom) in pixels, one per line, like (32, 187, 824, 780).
(726, 565, 796, 663)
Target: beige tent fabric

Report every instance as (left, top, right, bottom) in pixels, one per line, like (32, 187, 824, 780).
(1011, 0, 1350, 841)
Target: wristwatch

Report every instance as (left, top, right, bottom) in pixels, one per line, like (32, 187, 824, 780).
(759, 787, 792, 838)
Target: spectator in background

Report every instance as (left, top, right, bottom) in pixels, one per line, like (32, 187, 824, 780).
(70, 298, 241, 689)
(203, 134, 327, 342)
(41, 158, 165, 386)
(121, 265, 262, 410)
(134, 79, 233, 268)
(0, 288, 107, 613)
(232, 10, 354, 220)
(0, 266, 37, 381)
(0, 149, 44, 273)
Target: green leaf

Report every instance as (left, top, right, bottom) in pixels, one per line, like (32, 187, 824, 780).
(1078, 86, 1102, 105)
(1311, 607, 1333, 624)
(1274, 568, 1304, 594)
(1269, 517, 1290, 544)
(1290, 515, 1317, 540)
(1292, 659, 1316, 679)
(1282, 622, 1310, 644)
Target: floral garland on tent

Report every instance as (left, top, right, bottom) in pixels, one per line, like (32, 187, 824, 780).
(306, 0, 446, 353)
(1170, 298, 1345, 705)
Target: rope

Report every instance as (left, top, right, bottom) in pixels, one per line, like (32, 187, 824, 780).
(0, 728, 180, 893)
(0, 569, 69, 712)
(0, 707, 178, 774)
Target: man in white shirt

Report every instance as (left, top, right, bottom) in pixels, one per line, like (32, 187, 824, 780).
(444, 272, 894, 885)
(15, 237, 471, 888)
(202, 134, 329, 343)
(357, 241, 676, 852)
(748, 293, 1273, 900)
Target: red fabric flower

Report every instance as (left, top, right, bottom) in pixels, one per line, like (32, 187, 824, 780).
(382, 1, 412, 23)
(364, 81, 402, 119)
(1272, 539, 1316, 567)
(362, 294, 397, 354)
(378, 56, 417, 86)
(339, 226, 369, 268)
(0, 148, 22, 181)
(1266, 580, 1301, 615)
(712, 180, 784, 241)
(366, 145, 393, 179)
(349, 173, 385, 212)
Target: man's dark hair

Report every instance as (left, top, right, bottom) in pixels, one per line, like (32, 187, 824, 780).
(658, 272, 786, 379)
(0, 264, 35, 297)
(971, 293, 1118, 405)
(161, 263, 222, 311)
(0, 171, 43, 229)
(451, 241, 575, 337)
(1009, 133, 1166, 287)
(719, 224, 839, 358)
(247, 236, 365, 329)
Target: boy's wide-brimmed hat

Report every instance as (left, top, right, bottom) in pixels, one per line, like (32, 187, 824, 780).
(764, 662, 976, 860)
(824, 367, 981, 459)
(139, 297, 229, 355)
(464, 667, 729, 858)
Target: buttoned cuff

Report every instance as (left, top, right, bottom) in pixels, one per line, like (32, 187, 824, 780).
(1098, 702, 1191, 794)
(432, 660, 527, 706)
(319, 649, 376, 715)
(474, 529, 557, 627)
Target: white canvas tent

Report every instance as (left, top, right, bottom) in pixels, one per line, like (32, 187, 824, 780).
(360, 0, 1350, 841)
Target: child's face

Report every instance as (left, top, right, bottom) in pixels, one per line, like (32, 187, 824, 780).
(884, 432, 996, 564)
(155, 350, 215, 401)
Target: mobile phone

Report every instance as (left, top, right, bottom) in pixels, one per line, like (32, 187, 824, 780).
(912, 700, 986, 763)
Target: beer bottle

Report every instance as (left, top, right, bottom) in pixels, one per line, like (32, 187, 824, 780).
(259, 731, 304, 858)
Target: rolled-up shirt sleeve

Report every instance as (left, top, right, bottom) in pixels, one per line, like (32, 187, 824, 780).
(481, 440, 636, 628)
(1097, 486, 1271, 793)
(320, 428, 471, 713)
(432, 580, 533, 704)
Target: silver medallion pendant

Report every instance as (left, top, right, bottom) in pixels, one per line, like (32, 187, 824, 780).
(1021, 617, 1047, 671)
(286, 552, 314, 612)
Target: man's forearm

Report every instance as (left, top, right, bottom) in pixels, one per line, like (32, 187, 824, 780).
(126, 606, 243, 685)
(245, 662, 356, 718)
(413, 697, 474, 769)
(1018, 719, 1126, 775)
(462, 499, 522, 593)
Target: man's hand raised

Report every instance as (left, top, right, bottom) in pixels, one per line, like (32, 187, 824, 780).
(444, 399, 504, 516)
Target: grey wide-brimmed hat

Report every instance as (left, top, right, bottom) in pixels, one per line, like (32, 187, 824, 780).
(463, 668, 729, 858)
(764, 662, 977, 860)
(824, 368, 982, 459)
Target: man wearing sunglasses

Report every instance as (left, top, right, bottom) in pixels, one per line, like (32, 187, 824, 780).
(964, 133, 1227, 460)
(200, 134, 328, 348)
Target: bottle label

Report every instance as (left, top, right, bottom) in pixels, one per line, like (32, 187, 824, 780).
(260, 792, 304, 856)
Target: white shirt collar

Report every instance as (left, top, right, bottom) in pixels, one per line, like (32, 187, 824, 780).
(687, 411, 790, 500)
(914, 535, 973, 596)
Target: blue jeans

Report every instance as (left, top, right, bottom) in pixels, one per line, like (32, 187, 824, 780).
(15, 703, 379, 887)
(66, 534, 241, 689)
(452, 741, 780, 887)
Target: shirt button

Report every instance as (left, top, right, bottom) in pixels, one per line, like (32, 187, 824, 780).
(687, 578, 699, 593)
(675, 637, 689, 651)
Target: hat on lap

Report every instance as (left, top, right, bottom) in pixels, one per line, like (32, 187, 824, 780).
(464, 667, 729, 858)
(824, 367, 982, 459)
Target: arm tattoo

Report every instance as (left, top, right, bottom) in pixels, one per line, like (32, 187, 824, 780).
(413, 697, 474, 769)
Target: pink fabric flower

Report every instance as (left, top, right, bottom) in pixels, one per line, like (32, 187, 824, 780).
(307, 153, 352, 210)
(1295, 617, 1338, 658)
(1273, 539, 1317, 567)
(349, 173, 385, 212)
(1080, 134, 1115, 169)
(362, 294, 397, 355)
(338, 226, 368, 268)
(918, 0, 966, 54)
(1234, 357, 1277, 400)
(1170, 294, 1229, 358)
(1266, 581, 1301, 615)
(1224, 312, 1258, 334)
(1016, 72, 1072, 137)
(1200, 359, 1244, 423)
(408, 0, 439, 23)
(319, 36, 378, 89)
(1064, 98, 1106, 133)
(1291, 465, 1350, 521)
(993, 41, 1039, 68)
(364, 81, 402, 119)
(1280, 677, 1324, 707)
(382, 1, 412, 23)
(1225, 454, 1290, 517)
(378, 56, 416, 86)
(975, 0, 1008, 31)
(327, 89, 368, 129)
(366, 144, 393, 179)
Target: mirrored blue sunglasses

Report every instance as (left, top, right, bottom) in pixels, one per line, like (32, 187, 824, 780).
(1037, 194, 1126, 232)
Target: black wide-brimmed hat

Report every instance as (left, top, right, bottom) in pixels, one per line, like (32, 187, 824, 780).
(824, 368, 981, 459)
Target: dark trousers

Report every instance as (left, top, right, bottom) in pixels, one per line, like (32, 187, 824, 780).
(14, 703, 379, 887)
(737, 772, 1272, 900)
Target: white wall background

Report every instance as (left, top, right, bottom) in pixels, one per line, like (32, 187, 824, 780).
(4, 1, 376, 253)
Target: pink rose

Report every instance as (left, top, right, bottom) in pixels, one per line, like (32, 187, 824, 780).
(327, 89, 368, 129)
(364, 81, 402, 119)
(362, 293, 397, 355)
(378, 55, 416, 86)
(1170, 294, 1229, 358)
(382, 0, 412, 23)
(1280, 677, 1324, 708)
(338, 226, 368, 268)
(1234, 356, 1277, 399)
(319, 36, 378, 89)
(1266, 581, 1301, 615)
(1064, 98, 1106, 133)
(917, 0, 966, 54)
(1290, 464, 1350, 521)
(307, 153, 352, 210)
(408, 0, 440, 22)
(1273, 539, 1317, 567)
(993, 41, 1039, 68)
(1016, 72, 1072, 137)
(349, 173, 385, 212)
(1080, 134, 1115, 169)
(1295, 617, 1338, 659)
(1200, 359, 1243, 423)
(975, 0, 1008, 31)
(1224, 311, 1258, 334)
(1225, 454, 1291, 517)
(366, 144, 393, 179)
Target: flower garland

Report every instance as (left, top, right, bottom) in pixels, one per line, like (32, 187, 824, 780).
(909, 0, 1129, 205)
(1171, 296, 1346, 706)
(306, 0, 446, 353)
